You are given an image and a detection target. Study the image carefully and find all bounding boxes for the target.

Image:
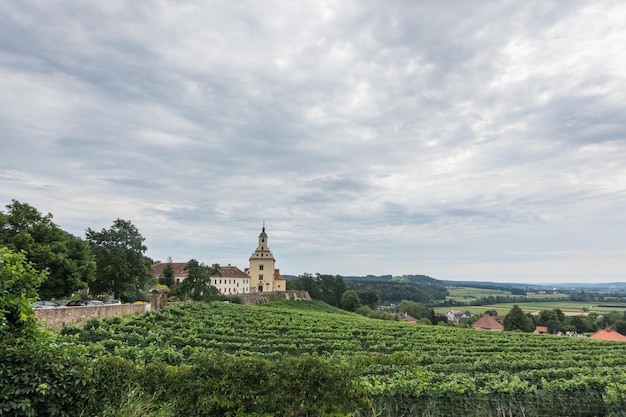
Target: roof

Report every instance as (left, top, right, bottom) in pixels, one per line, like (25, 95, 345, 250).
(535, 326, 548, 333)
(392, 312, 418, 323)
(151, 262, 250, 278)
(589, 328, 626, 342)
(152, 262, 188, 277)
(274, 268, 286, 281)
(219, 265, 250, 278)
(472, 314, 504, 331)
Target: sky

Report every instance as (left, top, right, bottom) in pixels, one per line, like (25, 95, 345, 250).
(1, 1, 625, 284)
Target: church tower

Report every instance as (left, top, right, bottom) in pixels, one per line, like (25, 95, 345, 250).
(246, 224, 285, 292)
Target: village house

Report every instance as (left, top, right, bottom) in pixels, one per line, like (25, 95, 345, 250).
(472, 314, 504, 331)
(151, 225, 286, 295)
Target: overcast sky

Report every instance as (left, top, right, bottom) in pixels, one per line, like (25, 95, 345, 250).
(1, 1, 625, 283)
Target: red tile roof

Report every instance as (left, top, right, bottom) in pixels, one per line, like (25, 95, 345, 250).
(589, 328, 626, 341)
(151, 262, 188, 277)
(535, 326, 548, 333)
(472, 314, 504, 331)
(151, 262, 249, 278)
(274, 268, 286, 280)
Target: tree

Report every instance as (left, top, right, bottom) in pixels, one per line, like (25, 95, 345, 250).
(503, 305, 534, 332)
(340, 290, 361, 312)
(484, 309, 498, 317)
(0, 200, 96, 298)
(85, 219, 154, 298)
(0, 247, 48, 338)
(316, 274, 347, 307)
(399, 301, 430, 320)
(176, 260, 220, 301)
(159, 256, 176, 287)
(290, 273, 323, 300)
(537, 309, 559, 325)
(357, 291, 381, 309)
(546, 319, 561, 334)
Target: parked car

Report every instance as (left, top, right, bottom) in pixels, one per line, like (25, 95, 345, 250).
(31, 300, 61, 308)
(104, 299, 121, 305)
(65, 300, 99, 306)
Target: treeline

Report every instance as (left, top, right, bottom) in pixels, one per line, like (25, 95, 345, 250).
(439, 294, 563, 307)
(346, 280, 447, 304)
(500, 305, 626, 334)
(0, 200, 154, 301)
(287, 273, 448, 313)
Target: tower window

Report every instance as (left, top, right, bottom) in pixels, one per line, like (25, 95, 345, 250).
(259, 274, 264, 280)
(259, 265, 264, 270)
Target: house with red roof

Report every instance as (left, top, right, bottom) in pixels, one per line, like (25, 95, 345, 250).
(589, 328, 626, 342)
(152, 226, 285, 294)
(472, 314, 504, 331)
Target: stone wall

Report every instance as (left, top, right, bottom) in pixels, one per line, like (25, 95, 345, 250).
(35, 304, 149, 329)
(237, 290, 311, 305)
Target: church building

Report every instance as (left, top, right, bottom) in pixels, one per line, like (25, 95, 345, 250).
(151, 225, 286, 294)
(245, 225, 286, 292)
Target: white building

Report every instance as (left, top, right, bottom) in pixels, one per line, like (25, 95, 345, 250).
(151, 225, 286, 294)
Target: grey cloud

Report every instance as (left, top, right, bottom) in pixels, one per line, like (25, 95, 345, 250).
(1, 1, 625, 282)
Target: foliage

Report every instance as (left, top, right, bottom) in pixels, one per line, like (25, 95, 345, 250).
(7, 300, 626, 415)
(340, 289, 361, 312)
(289, 273, 347, 307)
(174, 260, 219, 301)
(503, 305, 534, 332)
(347, 279, 447, 304)
(0, 200, 96, 298)
(158, 257, 175, 287)
(399, 300, 431, 320)
(86, 219, 154, 298)
(357, 290, 380, 309)
(316, 273, 348, 307)
(0, 247, 47, 338)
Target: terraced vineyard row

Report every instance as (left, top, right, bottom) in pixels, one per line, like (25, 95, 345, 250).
(54, 300, 626, 415)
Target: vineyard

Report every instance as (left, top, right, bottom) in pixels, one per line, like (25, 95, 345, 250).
(5, 300, 626, 416)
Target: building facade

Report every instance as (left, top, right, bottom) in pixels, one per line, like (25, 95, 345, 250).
(244, 225, 286, 293)
(151, 225, 285, 294)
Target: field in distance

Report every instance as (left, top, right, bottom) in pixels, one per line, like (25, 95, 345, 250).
(436, 286, 626, 316)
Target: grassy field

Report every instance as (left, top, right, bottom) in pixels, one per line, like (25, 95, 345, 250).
(434, 300, 626, 316)
(445, 286, 570, 303)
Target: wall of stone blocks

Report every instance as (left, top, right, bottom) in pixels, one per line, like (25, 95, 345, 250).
(35, 304, 149, 329)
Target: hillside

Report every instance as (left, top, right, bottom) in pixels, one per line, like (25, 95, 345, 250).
(12, 300, 625, 416)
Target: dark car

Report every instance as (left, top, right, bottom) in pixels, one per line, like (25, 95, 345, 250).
(65, 300, 99, 307)
(32, 300, 61, 308)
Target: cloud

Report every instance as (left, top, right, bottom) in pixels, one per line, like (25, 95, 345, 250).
(1, 1, 625, 283)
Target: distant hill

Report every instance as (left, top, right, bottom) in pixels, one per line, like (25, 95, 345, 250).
(284, 274, 626, 292)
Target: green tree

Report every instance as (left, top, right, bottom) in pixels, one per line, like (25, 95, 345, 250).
(290, 273, 323, 300)
(0, 247, 48, 337)
(357, 291, 381, 309)
(316, 274, 347, 307)
(538, 309, 559, 325)
(340, 289, 361, 312)
(613, 320, 626, 335)
(159, 256, 175, 287)
(484, 309, 498, 317)
(503, 305, 534, 332)
(85, 219, 154, 298)
(546, 319, 561, 334)
(399, 300, 430, 320)
(176, 260, 220, 301)
(0, 200, 96, 298)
